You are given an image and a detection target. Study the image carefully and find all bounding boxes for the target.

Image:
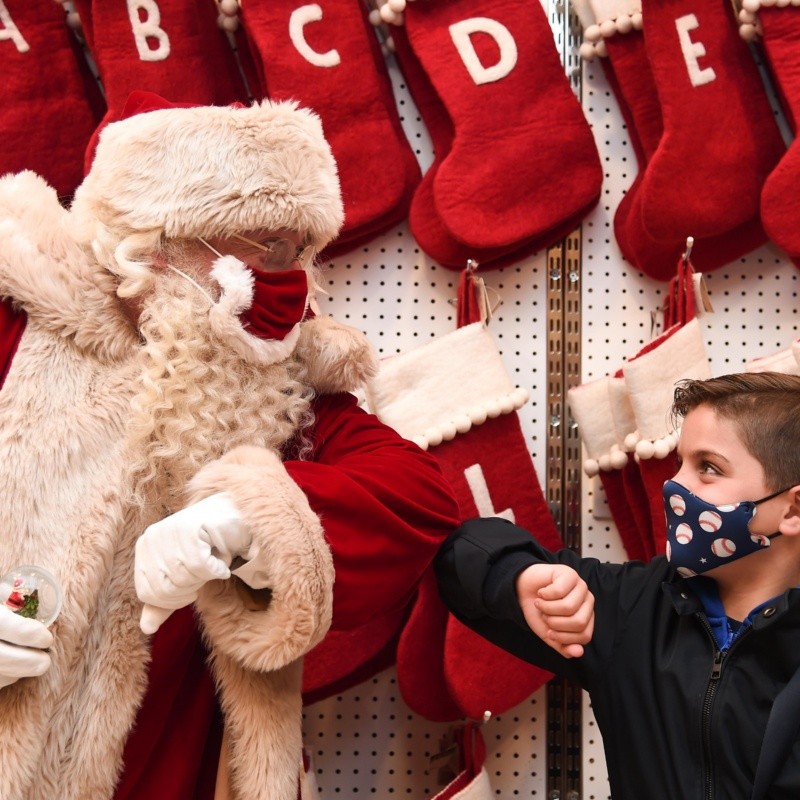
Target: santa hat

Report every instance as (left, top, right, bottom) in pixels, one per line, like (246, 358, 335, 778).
(70, 91, 344, 252)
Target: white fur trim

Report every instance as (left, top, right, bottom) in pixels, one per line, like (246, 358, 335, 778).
(634, 433, 679, 460)
(589, 0, 641, 20)
(622, 319, 711, 441)
(292, 315, 378, 395)
(209, 256, 304, 366)
(189, 446, 333, 672)
(364, 322, 528, 449)
(211, 655, 305, 800)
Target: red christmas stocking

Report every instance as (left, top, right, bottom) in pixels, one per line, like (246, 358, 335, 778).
(302, 604, 407, 706)
(635, 0, 785, 242)
(74, 0, 250, 169)
(396, 567, 463, 722)
(608, 373, 656, 560)
(0, 0, 101, 198)
(367, 310, 561, 720)
(622, 316, 711, 556)
(578, 0, 772, 279)
(580, 0, 663, 264)
(240, 0, 421, 251)
(621, 190, 769, 280)
(390, 23, 596, 270)
(581, 0, 661, 160)
(439, 404, 561, 719)
(391, 24, 517, 270)
(745, 6, 800, 260)
(568, 374, 650, 562)
(401, 0, 602, 251)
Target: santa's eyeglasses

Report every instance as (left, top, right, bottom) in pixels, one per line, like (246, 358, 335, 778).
(233, 234, 316, 272)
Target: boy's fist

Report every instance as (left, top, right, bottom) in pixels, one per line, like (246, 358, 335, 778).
(515, 564, 595, 658)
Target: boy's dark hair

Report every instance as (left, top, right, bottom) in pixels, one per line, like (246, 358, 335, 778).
(671, 372, 800, 491)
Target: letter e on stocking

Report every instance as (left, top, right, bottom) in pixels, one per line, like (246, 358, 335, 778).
(675, 14, 715, 87)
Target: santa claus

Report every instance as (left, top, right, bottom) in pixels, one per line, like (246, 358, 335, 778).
(0, 91, 459, 800)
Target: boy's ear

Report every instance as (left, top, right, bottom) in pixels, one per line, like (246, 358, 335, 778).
(778, 485, 800, 537)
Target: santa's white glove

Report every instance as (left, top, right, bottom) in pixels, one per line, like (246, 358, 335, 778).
(0, 604, 53, 690)
(135, 492, 252, 635)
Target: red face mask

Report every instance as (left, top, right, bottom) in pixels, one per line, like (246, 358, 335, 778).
(240, 267, 311, 341)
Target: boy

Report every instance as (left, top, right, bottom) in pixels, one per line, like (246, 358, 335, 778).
(435, 372, 800, 799)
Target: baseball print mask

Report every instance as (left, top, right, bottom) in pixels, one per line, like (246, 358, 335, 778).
(663, 479, 786, 577)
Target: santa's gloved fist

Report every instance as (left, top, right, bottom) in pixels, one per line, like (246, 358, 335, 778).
(135, 492, 252, 635)
(0, 604, 53, 690)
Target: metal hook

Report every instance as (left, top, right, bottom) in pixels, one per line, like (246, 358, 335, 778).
(682, 236, 694, 264)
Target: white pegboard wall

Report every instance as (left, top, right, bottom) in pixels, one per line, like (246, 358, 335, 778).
(304, 6, 800, 800)
(304, 669, 549, 797)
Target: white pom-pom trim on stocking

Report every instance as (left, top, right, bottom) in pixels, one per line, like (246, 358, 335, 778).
(584, 458, 601, 477)
(737, 0, 800, 40)
(55, 1, 84, 33)
(579, 10, 642, 60)
(217, 0, 241, 33)
(630, 430, 680, 463)
(411, 387, 529, 450)
(583, 442, 628, 478)
(367, 0, 415, 27)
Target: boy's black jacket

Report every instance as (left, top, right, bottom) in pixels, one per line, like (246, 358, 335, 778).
(435, 517, 800, 800)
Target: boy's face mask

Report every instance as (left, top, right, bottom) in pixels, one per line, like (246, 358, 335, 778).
(663, 479, 787, 577)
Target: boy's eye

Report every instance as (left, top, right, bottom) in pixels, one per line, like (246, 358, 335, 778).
(699, 461, 721, 476)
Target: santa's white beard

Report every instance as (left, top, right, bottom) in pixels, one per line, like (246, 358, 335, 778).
(124, 267, 312, 512)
